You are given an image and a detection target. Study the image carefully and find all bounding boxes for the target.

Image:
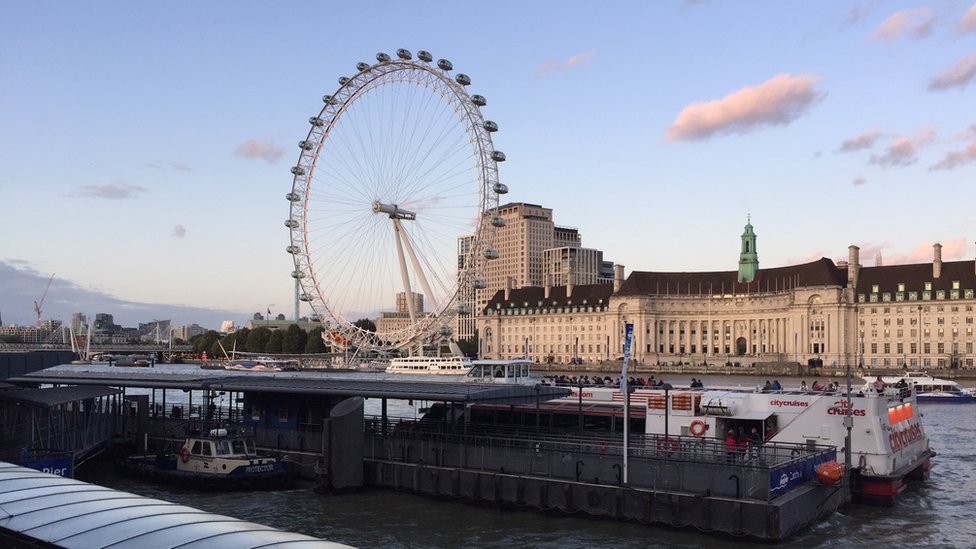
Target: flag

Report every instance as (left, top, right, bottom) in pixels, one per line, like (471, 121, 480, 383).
(267, 307, 271, 317)
(620, 322, 633, 394)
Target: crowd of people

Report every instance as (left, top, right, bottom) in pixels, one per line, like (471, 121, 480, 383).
(544, 374, 706, 389)
(759, 379, 842, 393)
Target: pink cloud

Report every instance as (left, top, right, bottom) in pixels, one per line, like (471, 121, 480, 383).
(928, 55, 976, 91)
(881, 239, 970, 264)
(837, 129, 882, 152)
(664, 74, 824, 141)
(930, 137, 976, 170)
(959, 4, 976, 33)
(235, 138, 285, 163)
(852, 176, 867, 186)
(869, 7, 934, 41)
(869, 129, 936, 167)
(536, 50, 596, 76)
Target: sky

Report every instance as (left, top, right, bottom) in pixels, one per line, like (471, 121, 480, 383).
(2, 1, 975, 329)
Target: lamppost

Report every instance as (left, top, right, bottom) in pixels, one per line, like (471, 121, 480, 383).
(577, 378, 585, 433)
(917, 305, 923, 368)
(661, 382, 673, 447)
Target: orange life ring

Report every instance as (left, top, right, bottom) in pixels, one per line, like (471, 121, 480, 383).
(179, 447, 190, 464)
(689, 419, 707, 437)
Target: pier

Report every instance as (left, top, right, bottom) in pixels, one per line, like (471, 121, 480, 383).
(3, 369, 846, 540)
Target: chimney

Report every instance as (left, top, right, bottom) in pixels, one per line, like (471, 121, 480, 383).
(504, 277, 512, 301)
(847, 245, 860, 289)
(544, 273, 551, 299)
(566, 270, 575, 298)
(933, 243, 943, 279)
(613, 264, 625, 293)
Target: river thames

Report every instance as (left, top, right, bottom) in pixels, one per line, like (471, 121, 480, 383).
(66, 366, 976, 548)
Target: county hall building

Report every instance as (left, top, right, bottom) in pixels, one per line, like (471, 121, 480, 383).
(478, 220, 976, 371)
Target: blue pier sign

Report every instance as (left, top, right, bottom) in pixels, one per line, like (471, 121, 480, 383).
(18, 454, 74, 478)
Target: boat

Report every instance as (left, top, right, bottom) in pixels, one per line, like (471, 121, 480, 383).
(441, 381, 933, 505)
(112, 355, 151, 367)
(464, 359, 534, 384)
(864, 372, 976, 403)
(117, 428, 296, 490)
(385, 355, 472, 375)
(223, 357, 299, 372)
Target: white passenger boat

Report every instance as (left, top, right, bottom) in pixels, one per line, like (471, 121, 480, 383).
(455, 382, 933, 504)
(464, 359, 534, 384)
(385, 355, 472, 375)
(864, 372, 976, 403)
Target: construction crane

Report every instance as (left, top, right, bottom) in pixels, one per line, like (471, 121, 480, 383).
(34, 273, 55, 326)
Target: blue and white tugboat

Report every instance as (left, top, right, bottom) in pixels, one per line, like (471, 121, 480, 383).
(118, 428, 296, 489)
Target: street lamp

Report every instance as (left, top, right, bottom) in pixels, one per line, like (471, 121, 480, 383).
(661, 383, 673, 445)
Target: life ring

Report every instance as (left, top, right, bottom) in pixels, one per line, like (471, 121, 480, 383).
(179, 447, 190, 464)
(689, 420, 707, 437)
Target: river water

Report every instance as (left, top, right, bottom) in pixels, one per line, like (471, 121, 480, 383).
(60, 365, 976, 548)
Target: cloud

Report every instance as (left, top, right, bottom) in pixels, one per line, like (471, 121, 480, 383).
(72, 183, 148, 200)
(172, 224, 186, 238)
(837, 129, 882, 152)
(148, 160, 191, 172)
(930, 136, 976, 170)
(880, 238, 969, 264)
(869, 7, 934, 41)
(235, 138, 285, 163)
(536, 50, 596, 76)
(664, 74, 824, 141)
(960, 3, 976, 33)
(852, 176, 867, 186)
(869, 129, 936, 167)
(928, 55, 976, 91)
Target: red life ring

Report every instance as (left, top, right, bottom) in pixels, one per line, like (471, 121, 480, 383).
(179, 447, 191, 464)
(689, 419, 707, 437)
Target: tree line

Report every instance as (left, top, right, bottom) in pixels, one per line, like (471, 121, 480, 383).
(190, 324, 329, 357)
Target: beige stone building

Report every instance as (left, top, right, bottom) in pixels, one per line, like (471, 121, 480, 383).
(480, 220, 976, 371)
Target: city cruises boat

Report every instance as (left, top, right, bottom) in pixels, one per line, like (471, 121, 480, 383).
(117, 428, 296, 489)
(865, 372, 976, 403)
(464, 359, 534, 384)
(223, 357, 299, 372)
(449, 382, 933, 504)
(385, 355, 472, 375)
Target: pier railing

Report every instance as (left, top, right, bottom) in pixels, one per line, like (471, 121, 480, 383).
(364, 416, 836, 501)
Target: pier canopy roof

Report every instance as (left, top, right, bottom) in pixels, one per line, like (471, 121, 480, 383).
(0, 462, 350, 548)
(9, 371, 572, 405)
(0, 385, 120, 408)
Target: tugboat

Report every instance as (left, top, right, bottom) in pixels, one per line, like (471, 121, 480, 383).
(118, 428, 296, 490)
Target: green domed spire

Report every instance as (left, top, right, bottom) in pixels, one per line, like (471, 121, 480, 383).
(738, 215, 758, 283)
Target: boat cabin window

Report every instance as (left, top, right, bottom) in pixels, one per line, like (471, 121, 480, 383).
(232, 439, 247, 454)
(214, 440, 231, 455)
(191, 440, 213, 457)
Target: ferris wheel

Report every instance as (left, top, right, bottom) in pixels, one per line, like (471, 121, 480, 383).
(286, 49, 507, 354)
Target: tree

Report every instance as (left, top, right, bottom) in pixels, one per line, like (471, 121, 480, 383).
(457, 330, 479, 357)
(193, 331, 220, 355)
(282, 324, 307, 353)
(353, 318, 376, 332)
(305, 327, 328, 353)
(246, 327, 272, 353)
(266, 330, 284, 353)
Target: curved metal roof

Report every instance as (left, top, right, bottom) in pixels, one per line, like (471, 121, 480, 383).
(0, 462, 351, 548)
